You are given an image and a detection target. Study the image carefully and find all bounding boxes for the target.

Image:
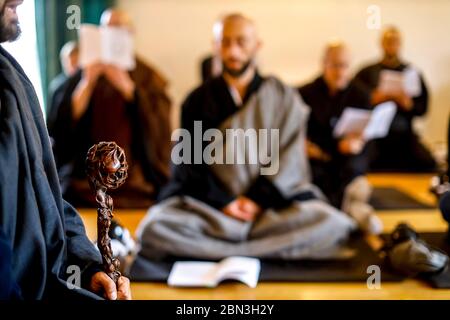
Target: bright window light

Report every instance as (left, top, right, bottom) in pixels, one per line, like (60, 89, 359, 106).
(3, 0, 44, 112)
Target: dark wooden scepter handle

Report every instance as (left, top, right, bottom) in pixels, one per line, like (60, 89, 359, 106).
(86, 142, 128, 285)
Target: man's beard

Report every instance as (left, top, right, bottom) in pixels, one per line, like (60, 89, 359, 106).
(382, 53, 400, 67)
(0, 7, 21, 43)
(222, 59, 253, 78)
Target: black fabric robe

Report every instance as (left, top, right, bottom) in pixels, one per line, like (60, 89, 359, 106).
(0, 229, 20, 299)
(298, 76, 373, 207)
(0, 46, 102, 300)
(159, 73, 315, 210)
(354, 61, 436, 172)
(200, 55, 214, 83)
(47, 72, 68, 119)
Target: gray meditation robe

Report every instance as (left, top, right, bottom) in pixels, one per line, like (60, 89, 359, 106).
(136, 76, 356, 261)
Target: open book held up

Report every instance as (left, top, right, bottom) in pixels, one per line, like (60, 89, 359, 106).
(333, 101, 397, 141)
(167, 256, 261, 288)
(379, 67, 422, 98)
(78, 24, 136, 70)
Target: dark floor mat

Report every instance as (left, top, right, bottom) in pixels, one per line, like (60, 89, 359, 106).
(370, 187, 435, 210)
(128, 235, 404, 284)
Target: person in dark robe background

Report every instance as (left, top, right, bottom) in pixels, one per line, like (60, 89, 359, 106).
(430, 115, 450, 198)
(299, 42, 382, 234)
(441, 116, 450, 227)
(354, 26, 436, 172)
(47, 40, 79, 120)
(0, 0, 130, 300)
(47, 8, 172, 209)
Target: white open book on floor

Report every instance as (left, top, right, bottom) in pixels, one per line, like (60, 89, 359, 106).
(78, 24, 136, 70)
(333, 101, 397, 141)
(167, 256, 261, 288)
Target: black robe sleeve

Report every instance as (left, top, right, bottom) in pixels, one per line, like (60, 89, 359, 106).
(0, 229, 21, 300)
(244, 175, 291, 209)
(410, 75, 428, 117)
(46, 71, 84, 169)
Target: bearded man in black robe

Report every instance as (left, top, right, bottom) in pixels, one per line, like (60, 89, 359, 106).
(0, 0, 131, 300)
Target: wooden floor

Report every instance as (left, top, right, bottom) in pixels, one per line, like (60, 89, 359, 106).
(79, 173, 450, 300)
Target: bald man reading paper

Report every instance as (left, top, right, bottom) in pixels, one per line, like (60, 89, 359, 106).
(0, 0, 130, 300)
(354, 26, 436, 172)
(136, 14, 357, 261)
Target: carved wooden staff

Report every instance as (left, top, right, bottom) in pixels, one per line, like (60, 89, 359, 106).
(86, 142, 128, 285)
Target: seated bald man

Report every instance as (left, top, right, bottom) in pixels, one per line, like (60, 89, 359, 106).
(47, 8, 172, 209)
(354, 26, 436, 172)
(0, 0, 130, 299)
(298, 42, 382, 234)
(136, 14, 356, 261)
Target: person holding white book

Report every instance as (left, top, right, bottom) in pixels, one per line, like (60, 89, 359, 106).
(298, 42, 382, 234)
(47, 8, 172, 209)
(354, 26, 436, 172)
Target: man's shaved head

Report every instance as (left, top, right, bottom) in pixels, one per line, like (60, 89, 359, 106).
(381, 25, 402, 59)
(218, 13, 261, 78)
(60, 41, 79, 76)
(0, 0, 23, 43)
(220, 14, 258, 38)
(323, 41, 349, 62)
(100, 8, 133, 30)
(322, 40, 352, 92)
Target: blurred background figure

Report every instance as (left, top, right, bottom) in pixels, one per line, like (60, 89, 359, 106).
(47, 41, 79, 119)
(199, 18, 223, 82)
(299, 41, 381, 234)
(430, 116, 450, 198)
(354, 26, 437, 173)
(47, 8, 172, 209)
(440, 190, 450, 239)
(60, 40, 79, 77)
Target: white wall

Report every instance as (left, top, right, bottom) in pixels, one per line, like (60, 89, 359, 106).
(118, 0, 450, 151)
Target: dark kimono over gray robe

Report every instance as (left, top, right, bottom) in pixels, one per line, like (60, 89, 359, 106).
(136, 74, 356, 261)
(0, 46, 102, 300)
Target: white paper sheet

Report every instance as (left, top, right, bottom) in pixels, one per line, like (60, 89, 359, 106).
(333, 102, 397, 141)
(363, 101, 397, 140)
(379, 67, 421, 98)
(79, 24, 136, 70)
